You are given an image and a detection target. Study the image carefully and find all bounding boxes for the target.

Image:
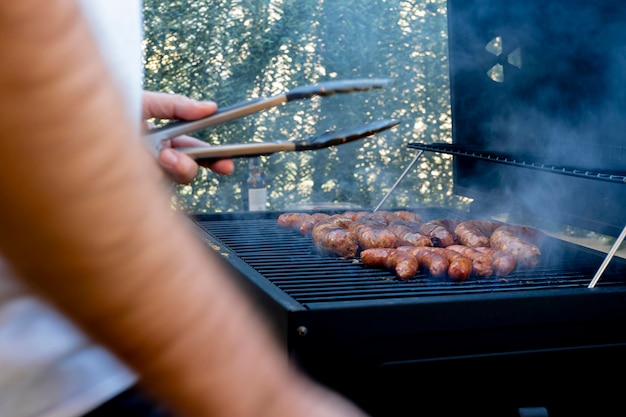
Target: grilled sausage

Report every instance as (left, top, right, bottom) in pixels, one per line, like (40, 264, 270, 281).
(298, 212, 330, 234)
(420, 219, 458, 247)
(473, 247, 516, 276)
(446, 245, 494, 277)
(277, 212, 310, 230)
(374, 210, 403, 223)
(340, 211, 360, 221)
(344, 211, 385, 222)
(387, 220, 432, 247)
(392, 210, 423, 224)
(420, 247, 473, 281)
(490, 226, 542, 268)
(454, 220, 504, 247)
(387, 219, 421, 233)
(360, 248, 419, 280)
(278, 212, 330, 235)
(359, 227, 400, 249)
(396, 246, 449, 278)
(349, 218, 399, 250)
(311, 215, 358, 258)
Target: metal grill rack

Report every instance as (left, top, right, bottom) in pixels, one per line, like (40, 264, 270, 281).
(408, 142, 626, 184)
(194, 216, 626, 309)
(374, 143, 626, 289)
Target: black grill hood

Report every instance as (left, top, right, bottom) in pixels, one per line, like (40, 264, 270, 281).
(446, 0, 626, 236)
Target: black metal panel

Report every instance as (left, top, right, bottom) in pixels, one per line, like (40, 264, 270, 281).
(447, 0, 626, 236)
(288, 290, 626, 417)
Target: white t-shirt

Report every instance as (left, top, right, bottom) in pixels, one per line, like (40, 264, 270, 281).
(0, 1, 143, 416)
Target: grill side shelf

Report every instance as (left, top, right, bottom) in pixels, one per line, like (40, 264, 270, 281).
(408, 142, 626, 184)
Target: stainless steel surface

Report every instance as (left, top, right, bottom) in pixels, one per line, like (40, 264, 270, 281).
(588, 224, 626, 288)
(146, 96, 286, 148)
(180, 141, 295, 161)
(145, 78, 394, 149)
(178, 119, 400, 162)
(373, 150, 423, 212)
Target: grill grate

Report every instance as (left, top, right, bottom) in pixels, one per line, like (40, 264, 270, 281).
(195, 217, 626, 307)
(408, 143, 626, 184)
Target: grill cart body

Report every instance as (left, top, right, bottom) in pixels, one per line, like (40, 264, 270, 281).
(190, 0, 626, 415)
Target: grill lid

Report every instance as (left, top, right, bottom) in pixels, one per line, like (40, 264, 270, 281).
(447, 0, 626, 236)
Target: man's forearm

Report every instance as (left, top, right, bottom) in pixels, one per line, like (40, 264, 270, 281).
(0, 2, 331, 416)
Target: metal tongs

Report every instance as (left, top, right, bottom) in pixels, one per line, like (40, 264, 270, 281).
(178, 119, 400, 163)
(145, 78, 396, 159)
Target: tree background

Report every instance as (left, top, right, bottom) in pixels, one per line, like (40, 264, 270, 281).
(142, 0, 469, 213)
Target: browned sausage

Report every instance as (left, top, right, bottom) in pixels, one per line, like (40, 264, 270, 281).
(420, 247, 472, 281)
(340, 211, 360, 221)
(490, 226, 542, 268)
(374, 210, 402, 223)
(397, 246, 449, 278)
(392, 210, 423, 224)
(346, 211, 386, 222)
(359, 227, 399, 249)
(298, 213, 330, 234)
(360, 248, 419, 280)
(387, 220, 432, 247)
(387, 250, 419, 280)
(278, 212, 331, 235)
(420, 219, 458, 247)
(360, 248, 393, 266)
(473, 247, 516, 276)
(349, 218, 399, 250)
(446, 245, 494, 277)
(277, 213, 310, 230)
(454, 220, 504, 247)
(387, 219, 420, 233)
(311, 215, 358, 258)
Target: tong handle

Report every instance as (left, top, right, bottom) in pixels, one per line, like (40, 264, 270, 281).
(146, 97, 281, 147)
(180, 141, 295, 162)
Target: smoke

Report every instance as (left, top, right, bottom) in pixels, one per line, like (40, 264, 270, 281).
(447, 0, 626, 235)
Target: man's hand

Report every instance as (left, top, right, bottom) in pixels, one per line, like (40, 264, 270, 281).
(143, 91, 235, 184)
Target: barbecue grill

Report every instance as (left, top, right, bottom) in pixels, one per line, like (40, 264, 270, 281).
(189, 1, 626, 415)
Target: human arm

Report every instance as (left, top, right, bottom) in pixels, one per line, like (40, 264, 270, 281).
(0, 2, 365, 417)
(143, 91, 235, 184)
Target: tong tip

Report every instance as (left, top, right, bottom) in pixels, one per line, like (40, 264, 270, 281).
(287, 78, 395, 100)
(296, 118, 401, 150)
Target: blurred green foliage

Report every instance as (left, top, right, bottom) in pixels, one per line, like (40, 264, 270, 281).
(143, 0, 470, 213)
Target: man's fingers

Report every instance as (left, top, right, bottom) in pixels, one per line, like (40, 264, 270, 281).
(143, 91, 217, 121)
(158, 148, 199, 184)
(158, 148, 235, 184)
(203, 159, 235, 176)
(168, 136, 235, 176)
(168, 135, 209, 148)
